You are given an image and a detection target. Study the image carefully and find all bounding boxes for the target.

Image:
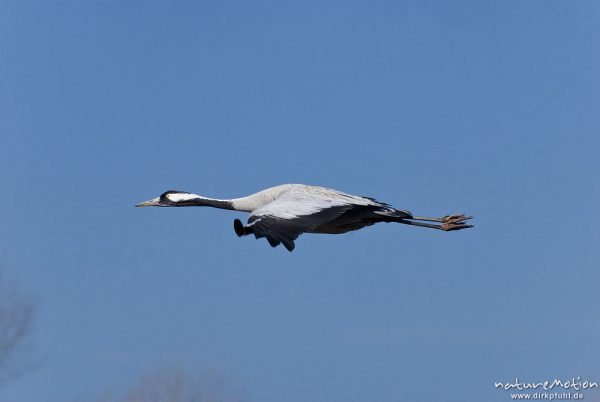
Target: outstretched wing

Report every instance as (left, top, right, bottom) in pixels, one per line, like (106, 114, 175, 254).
(247, 189, 366, 251)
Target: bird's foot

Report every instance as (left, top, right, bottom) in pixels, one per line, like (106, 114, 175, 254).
(441, 214, 474, 231)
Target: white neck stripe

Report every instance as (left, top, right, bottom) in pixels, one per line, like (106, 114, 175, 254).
(166, 193, 203, 202)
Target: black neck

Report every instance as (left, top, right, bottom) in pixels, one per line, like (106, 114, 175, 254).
(175, 198, 235, 210)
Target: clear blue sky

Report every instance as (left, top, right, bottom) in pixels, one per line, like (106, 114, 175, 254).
(1, 1, 599, 401)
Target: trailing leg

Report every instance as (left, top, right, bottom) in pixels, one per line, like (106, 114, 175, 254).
(397, 214, 474, 231)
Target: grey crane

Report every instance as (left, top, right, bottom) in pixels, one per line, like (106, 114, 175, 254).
(135, 184, 473, 251)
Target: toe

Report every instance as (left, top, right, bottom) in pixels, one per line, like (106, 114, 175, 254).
(443, 214, 474, 224)
(442, 222, 474, 231)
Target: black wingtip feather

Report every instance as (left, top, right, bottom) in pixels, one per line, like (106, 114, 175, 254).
(282, 239, 295, 252)
(267, 236, 280, 247)
(233, 219, 244, 237)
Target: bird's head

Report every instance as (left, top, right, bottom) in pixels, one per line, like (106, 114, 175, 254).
(135, 190, 197, 207)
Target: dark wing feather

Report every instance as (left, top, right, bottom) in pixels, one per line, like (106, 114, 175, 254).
(248, 205, 353, 252)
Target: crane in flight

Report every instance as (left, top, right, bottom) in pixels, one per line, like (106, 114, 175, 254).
(135, 184, 473, 252)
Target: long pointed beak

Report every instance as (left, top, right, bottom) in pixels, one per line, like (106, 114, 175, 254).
(135, 197, 161, 207)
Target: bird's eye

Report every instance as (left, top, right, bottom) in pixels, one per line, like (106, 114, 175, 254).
(161, 190, 177, 198)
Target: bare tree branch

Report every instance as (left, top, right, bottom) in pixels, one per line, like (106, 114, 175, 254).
(0, 268, 36, 384)
(97, 367, 246, 402)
